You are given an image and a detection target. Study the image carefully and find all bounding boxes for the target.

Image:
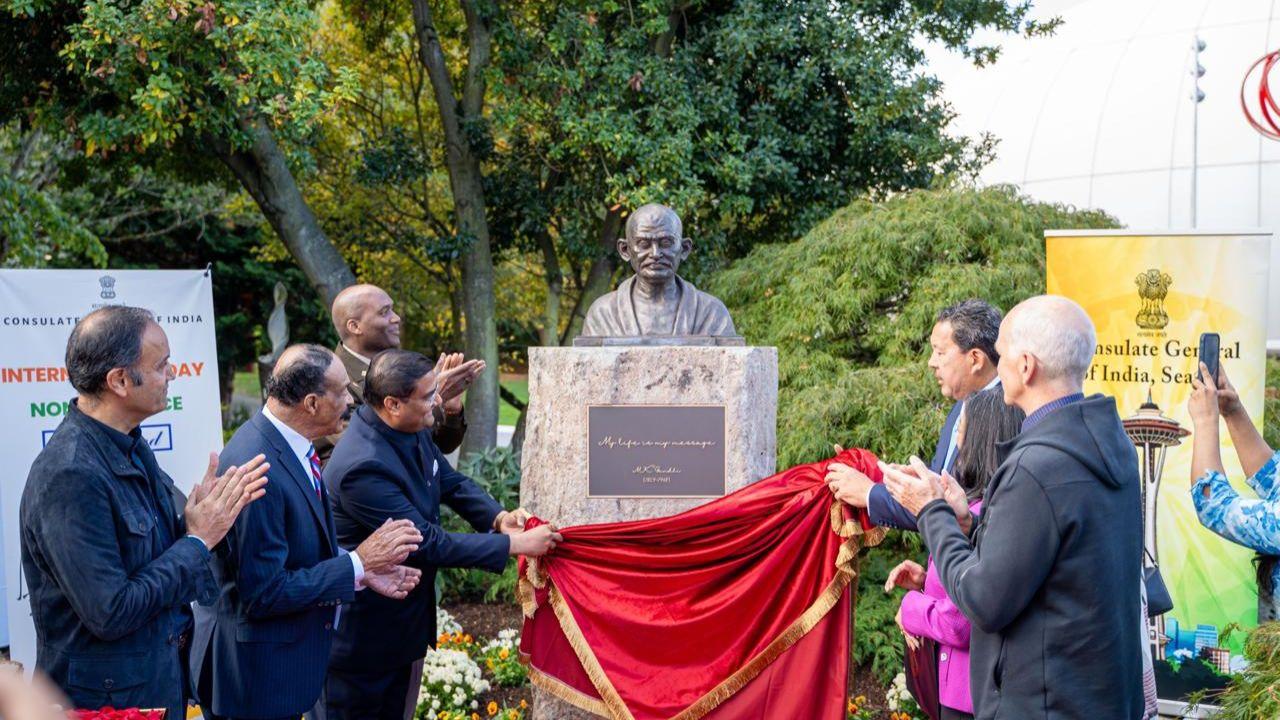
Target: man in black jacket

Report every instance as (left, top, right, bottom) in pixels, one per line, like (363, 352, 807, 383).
(21, 306, 269, 717)
(881, 295, 1144, 720)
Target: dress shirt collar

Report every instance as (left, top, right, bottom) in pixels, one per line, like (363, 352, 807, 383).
(1021, 392, 1085, 432)
(261, 405, 315, 477)
(341, 344, 372, 366)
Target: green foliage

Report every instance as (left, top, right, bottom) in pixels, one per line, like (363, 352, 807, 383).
(438, 446, 523, 603)
(459, 446, 522, 509)
(710, 185, 1116, 682)
(1, 0, 356, 157)
(708, 185, 1118, 467)
(479, 629, 528, 688)
(488, 0, 1050, 276)
(853, 533, 925, 686)
(0, 172, 104, 267)
(1189, 622, 1280, 718)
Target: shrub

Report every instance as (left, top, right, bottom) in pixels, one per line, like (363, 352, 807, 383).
(1187, 622, 1280, 718)
(438, 447, 523, 603)
(706, 184, 1117, 468)
(708, 185, 1117, 685)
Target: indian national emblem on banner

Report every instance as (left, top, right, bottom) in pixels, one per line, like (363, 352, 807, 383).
(99, 275, 116, 300)
(1134, 268, 1172, 331)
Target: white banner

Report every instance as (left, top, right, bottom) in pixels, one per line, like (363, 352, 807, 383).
(0, 269, 223, 669)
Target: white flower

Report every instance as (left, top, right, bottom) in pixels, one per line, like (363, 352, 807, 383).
(437, 607, 463, 635)
(1173, 648, 1193, 660)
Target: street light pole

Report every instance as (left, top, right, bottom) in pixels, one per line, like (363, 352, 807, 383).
(1191, 36, 1206, 228)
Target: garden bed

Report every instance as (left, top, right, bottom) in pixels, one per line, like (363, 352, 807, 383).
(444, 603, 532, 713)
(441, 602, 909, 720)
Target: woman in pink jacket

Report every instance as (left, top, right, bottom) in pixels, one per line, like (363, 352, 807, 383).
(888, 388, 1023, 720)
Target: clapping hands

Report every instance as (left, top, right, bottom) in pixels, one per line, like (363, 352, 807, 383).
(364, 565, 423, 600)
(185, 452, 270, 549)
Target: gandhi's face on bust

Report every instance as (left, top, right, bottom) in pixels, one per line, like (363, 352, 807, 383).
(618, 206, 692, 286)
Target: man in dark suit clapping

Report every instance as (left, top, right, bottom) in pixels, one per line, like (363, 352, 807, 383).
(324, 349, 560, 720)
(21, 306, 269, 718)
(192, 345, 425, 720)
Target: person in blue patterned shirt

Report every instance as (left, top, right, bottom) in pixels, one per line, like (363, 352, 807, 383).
(1187, 361, 1280, 622)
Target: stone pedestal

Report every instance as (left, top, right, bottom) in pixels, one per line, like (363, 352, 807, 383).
(520, 345, 777, 718)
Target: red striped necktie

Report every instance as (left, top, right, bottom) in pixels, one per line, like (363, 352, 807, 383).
(306, 445, 323, 497)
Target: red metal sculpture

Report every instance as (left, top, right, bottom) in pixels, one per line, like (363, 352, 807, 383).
(1242, 49, 1280, 140)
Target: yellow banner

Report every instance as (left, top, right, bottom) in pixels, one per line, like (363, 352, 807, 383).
(1046, 230, 1271, 695)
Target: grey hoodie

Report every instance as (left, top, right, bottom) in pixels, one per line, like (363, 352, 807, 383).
(918, 394, 1145, 719)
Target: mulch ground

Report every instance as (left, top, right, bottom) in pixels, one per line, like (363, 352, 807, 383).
(445, 602, 900, 719)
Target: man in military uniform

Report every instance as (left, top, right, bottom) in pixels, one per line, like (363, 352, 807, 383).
(315, 284, 483, 461)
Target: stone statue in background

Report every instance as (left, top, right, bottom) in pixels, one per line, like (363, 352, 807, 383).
(255, 281, 290, 399)
(577, 204, 739, 344)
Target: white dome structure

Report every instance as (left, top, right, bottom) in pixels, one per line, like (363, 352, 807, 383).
(930, 0, 1280, 345)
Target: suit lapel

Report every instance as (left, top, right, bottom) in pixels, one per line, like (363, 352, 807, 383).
(417, 435, 437, 495)
(336, 344, 370, 404)
(931, 401, 963, 473)
(251, 413, 334, 554)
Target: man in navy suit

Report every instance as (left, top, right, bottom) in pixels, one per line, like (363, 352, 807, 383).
(324, 349, 561, 720)
(192, 345, 426, 720)
(21, 306, 269, 718)
(827, 299, 1002, 530)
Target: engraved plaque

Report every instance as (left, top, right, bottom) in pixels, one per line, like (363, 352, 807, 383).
(587, 405, 727, 498)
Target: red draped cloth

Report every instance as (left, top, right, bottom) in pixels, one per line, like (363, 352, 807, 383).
(518, 448, 885, 720)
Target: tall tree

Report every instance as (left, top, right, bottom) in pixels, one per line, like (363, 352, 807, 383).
(485, 0, 1058, 350)
(406, 0, 501, 457)
(0, 0, 357, 304)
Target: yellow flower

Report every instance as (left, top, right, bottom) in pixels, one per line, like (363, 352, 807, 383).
(464, 634, 473, 643)
(847, 699, 857, 713)
(519, 700, 528, 709)
(471, 714, 480, 720)
(487, 701, 499, 716)
(486, 658, 495, 669)
(854, 695, 866, 705)
(498, 648, 510, 660)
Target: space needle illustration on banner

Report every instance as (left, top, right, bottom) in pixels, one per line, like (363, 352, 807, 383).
(1241, 47, 1280, 140)
(1122, 391, 1188, 660)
